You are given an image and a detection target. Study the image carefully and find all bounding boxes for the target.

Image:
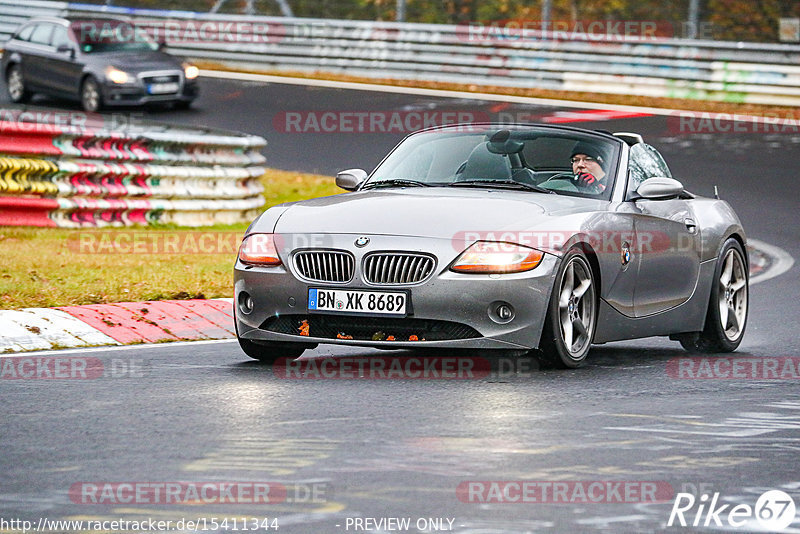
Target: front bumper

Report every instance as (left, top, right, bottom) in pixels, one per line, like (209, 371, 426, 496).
(101, 74, 198, 106)
(234, 233, 560, 350)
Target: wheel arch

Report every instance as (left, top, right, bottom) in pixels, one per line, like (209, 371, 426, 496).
(725, 232, 748, 275)
(4, 59, 20, 79)
(571, 239, 603, 300)
(79, 72, 98, 88)
(536, 239, 602, 360)
(75, 69, 96, 94)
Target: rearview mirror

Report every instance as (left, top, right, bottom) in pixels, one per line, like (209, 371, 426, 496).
(336, 169, 368, 191)
(635, 177, 684, 199)
(487, 129, 524, 154)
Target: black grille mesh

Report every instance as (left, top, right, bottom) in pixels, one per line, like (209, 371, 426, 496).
(293, 251, 355, 283)
(261, 314, 480, 342)
(363, 253, 435, 284)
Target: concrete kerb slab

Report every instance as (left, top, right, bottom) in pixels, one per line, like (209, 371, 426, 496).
(1, 299, 234, 354)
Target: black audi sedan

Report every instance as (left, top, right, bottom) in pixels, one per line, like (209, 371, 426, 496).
(2, 16, 199, 111)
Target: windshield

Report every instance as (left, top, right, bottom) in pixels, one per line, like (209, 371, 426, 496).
(71, 20, 158, 54)
(366, 126, 621, 199)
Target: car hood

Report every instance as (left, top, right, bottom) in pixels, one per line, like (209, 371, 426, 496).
(93, 51, 182, 72)
(269, 188, 607, 239)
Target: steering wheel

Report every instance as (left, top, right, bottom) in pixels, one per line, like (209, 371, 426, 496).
(539, 172, 575, 184)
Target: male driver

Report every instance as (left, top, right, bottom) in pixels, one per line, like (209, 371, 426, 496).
(570, 141, 607, 193)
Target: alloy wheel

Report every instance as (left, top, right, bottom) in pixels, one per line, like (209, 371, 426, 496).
(718, 247, 747, 341)
(558, 256, 595, 357)
(7, 67, 25, 101)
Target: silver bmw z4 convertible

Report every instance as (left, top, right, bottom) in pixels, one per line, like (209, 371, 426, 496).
(234, 124, 749, 368)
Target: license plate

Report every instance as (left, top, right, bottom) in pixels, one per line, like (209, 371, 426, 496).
(148, 82, 179, 94)
(308, 288, 408, 316)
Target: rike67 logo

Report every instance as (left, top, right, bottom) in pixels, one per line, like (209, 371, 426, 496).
(668, 490, 796, 530)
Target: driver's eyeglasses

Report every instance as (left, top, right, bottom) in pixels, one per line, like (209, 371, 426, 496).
(571, 156, 598, 164)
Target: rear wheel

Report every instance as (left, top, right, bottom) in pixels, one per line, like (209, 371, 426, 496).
(680, 238, 748, 352)
(237, 337, 307, 364)
(539, 248, 597, 368)
(80, 76, 102, 112)
(6, 64, 30, 103)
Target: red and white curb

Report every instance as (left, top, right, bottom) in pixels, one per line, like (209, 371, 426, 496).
(539, 109, 654, 124)
(0, 298, 234, 353)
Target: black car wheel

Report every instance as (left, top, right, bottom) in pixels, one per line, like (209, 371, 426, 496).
(680, 238, 748, 353)
(539, 247, 597, 368)
(80, 76, 103, 112)
(237, 337, 307, 364)
(6, 64, 30, 103)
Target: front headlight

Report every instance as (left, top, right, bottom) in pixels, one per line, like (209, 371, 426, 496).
(450, 241, 543, 274)
(183, 63, 199, 80)
(238, 234, 282, 266)
(105, 66, 130, 84)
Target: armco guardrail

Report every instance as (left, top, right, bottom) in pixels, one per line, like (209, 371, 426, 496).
(0, 108, 266, 227)
(0, 0, 67, 44)
(2, 1, 800, 105)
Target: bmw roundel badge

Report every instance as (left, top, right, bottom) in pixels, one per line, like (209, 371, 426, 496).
(621, 242, 632, 266)
(355, 236, 370, 248)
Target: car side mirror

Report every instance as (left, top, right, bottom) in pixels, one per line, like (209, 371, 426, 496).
(336, 169, 368, 191)
(635, 177, 685, 200)
(57, 44, 75, 59)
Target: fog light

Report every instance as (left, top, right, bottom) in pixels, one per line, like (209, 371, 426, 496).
(238, 292, 254, 314)
(488, 301, 515, 324)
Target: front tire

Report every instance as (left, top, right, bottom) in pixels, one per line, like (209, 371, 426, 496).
(81, 77, 103, 112)
(6, 64, 30, 103)
(237, 337, 308, 364)
(539, 248, 597, 368)
(680, 238, 748, 353)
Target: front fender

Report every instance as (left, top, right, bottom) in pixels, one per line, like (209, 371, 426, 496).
(245, 205, 291, 235)
(690, 199, 746, 262)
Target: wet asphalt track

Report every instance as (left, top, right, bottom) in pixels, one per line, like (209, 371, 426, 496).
(1, 75, 800, 533)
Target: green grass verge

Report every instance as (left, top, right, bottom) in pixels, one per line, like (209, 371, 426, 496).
(0, 169, 340, 309)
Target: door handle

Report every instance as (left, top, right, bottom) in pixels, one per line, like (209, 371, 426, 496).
(684, 218, 697, 234)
